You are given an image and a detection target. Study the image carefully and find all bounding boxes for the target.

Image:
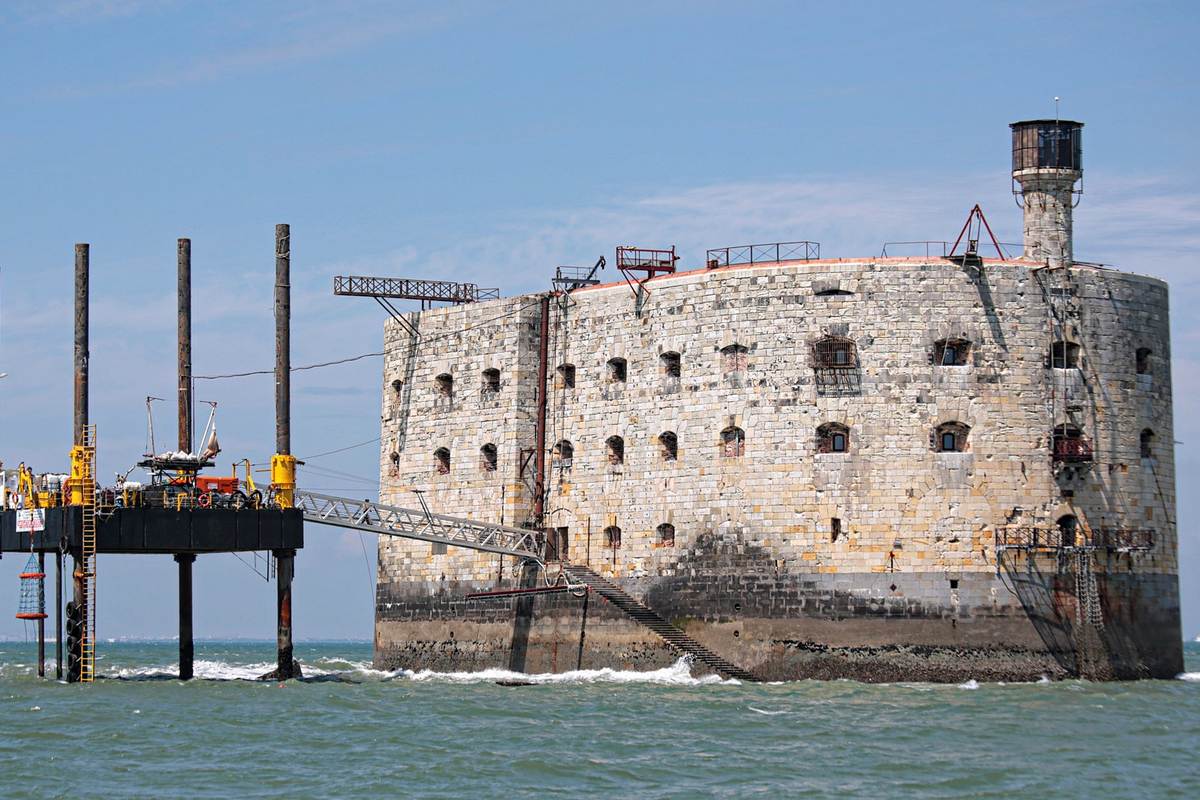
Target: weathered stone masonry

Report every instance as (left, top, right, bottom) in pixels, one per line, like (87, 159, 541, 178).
(373, 255, 1181, 681)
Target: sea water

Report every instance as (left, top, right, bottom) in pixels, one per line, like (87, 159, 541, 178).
(1, 640, 1197, 798)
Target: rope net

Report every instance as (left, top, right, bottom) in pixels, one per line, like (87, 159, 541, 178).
(16, 553, 47, 620)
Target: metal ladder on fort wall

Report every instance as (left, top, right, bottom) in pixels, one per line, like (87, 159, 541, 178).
(80, 425, 98, 682)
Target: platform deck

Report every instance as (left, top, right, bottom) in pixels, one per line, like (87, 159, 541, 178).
(0, 507, 304, 555)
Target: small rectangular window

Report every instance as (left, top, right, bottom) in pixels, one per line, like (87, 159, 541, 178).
(831, 517, 841, 542)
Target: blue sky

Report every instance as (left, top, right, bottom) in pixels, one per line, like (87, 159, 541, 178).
(1, 0, 1197, 641)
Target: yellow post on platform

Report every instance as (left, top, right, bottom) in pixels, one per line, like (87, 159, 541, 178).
(68, 446, 89, 505)
(271, 454, 297, 508)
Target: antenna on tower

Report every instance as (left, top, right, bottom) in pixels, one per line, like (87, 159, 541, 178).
(1054, 96, 1061, 123)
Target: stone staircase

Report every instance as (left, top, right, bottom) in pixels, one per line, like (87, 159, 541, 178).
(562, 565, 760, 682)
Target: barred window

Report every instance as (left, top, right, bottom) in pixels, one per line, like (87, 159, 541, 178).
(812, 336, 857, 369)
(1049, 340, 1081, 369)
(657, 523, 676, 547)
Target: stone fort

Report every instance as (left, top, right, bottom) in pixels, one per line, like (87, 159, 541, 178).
(371, 119, 1181, 681)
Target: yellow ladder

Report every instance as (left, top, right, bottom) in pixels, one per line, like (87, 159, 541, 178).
(80, 425, 98, 683)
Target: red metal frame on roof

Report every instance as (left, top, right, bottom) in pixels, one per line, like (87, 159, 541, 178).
(948, 204, 1007, 260)
(616, 245, 678, 299)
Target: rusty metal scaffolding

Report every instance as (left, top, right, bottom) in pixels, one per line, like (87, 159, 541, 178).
(995, 526, 1154, 552)
(333, 275, 499, 306)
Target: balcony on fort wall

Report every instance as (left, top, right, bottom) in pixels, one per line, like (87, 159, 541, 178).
(811, 335, 861, 396)
(1051, 427, 1093, 464)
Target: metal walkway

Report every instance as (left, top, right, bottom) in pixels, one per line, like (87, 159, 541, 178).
(294, 490, 543, 561)
(563, 565, 761, 682)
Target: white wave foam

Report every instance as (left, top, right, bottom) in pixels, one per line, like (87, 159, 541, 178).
(403, 657, 738, 686)
(958, 679, 980, 690)
(98, 655, 733, 686)
(1176, 672, 1200, 682)
(748, 706, 788, 715)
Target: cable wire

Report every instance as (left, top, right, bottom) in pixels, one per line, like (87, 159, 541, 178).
(193, 296, 547, 381)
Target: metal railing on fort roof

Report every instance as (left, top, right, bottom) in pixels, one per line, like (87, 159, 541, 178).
(705, 241, 820, 268)
(879, 241, 1025, 259)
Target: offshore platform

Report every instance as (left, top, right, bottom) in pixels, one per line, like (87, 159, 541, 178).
(1, 226, 546, 683)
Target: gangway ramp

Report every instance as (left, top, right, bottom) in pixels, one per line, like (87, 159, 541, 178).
(294, 490, 543, 562)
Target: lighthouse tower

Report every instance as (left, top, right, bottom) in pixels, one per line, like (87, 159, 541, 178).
(1011, 118, 1083, 265)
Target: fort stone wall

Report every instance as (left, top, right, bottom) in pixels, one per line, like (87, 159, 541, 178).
(373, 256, 1181, 681)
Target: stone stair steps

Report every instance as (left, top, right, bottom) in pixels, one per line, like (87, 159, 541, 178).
(563, 565, 760, 682)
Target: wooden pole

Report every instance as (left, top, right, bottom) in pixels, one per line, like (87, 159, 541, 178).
(275, 549, 295, 679)
(176, 554, 195, 680)
(274, 224, 290, 456)
(70, 243, 88, 683)
(177, 238, 192, 453)
(73, 244, 88, 446)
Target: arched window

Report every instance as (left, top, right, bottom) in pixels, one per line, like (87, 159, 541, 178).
(479, 443, 497, 472)
(817, 423, 850, 453)
(434, 373, 454, 407)
(721, 426, 745, 458)
(933, 338, 971, 366)
(553, 440, 574, 471)
(1051, 424, 1092, 463)
(812, 335, 858, 369)
(557, 363, 576, 390)
(603, 526, 622, 548)
(1140, 428, 1155, 459)
(1049, 340, 1081, 369)
(656, 523, 676, 547)
(720, 344, 748, 375)
(606, 435, 625, 465)
(433, 447, 451, 475)
(1057, 514, 1078, 547)
(391, 378, 403, 395)
(481, 368, 500, 397)
(659, 431, 678, 462)
(934, 422, 970, 453)
(1136, 348, 1152, 376)
(660, 351, 681, 379)
(607, 357, 627, 383)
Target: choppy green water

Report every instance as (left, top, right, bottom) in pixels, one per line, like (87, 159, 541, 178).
(1, 640, 1197, 799)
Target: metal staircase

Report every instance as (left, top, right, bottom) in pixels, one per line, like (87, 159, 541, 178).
(80, 425, 98, 683)
(294, 490, 543, 561)
(562, 565, 760, 682)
